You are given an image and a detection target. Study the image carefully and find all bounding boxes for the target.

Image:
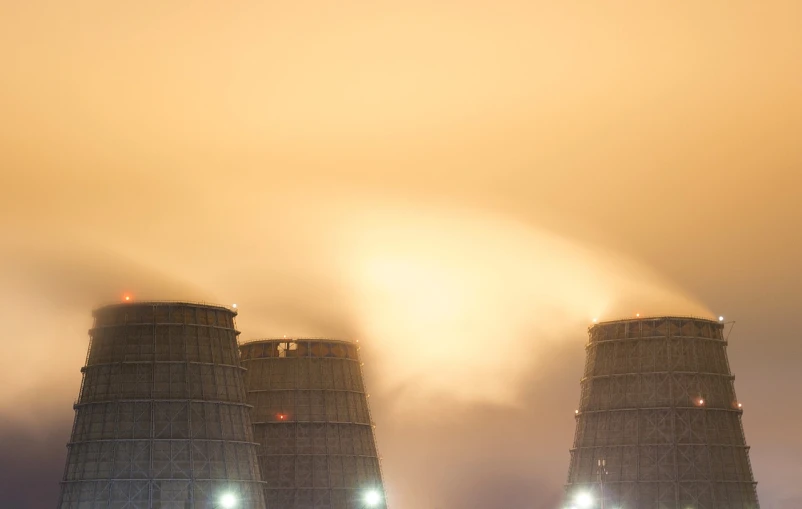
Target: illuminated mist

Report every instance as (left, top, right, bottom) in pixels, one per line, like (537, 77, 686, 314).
(0, 190, 710, 508)
(2, 1, 801, 507)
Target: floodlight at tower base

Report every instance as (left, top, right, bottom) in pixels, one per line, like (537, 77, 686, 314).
(364, 489, 382, 506)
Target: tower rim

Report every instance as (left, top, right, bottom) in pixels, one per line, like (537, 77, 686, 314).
(92, 300, 237, 316)
(240, 337, 355, 346)
(592, 315, 723, 328)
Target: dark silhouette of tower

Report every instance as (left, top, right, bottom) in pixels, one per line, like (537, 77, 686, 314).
(565, 316, 759, 509)
(240, 338, 386, 509)
(58, 302, 265, 508)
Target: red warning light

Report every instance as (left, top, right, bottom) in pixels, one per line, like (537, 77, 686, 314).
(123, 294, 132, 302)
(277, 414, 287, 421)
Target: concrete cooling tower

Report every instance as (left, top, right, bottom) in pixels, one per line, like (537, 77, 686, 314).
(565, 316, 759, 509)
(240, 338, 386, 509)
(58, 302, 265, 508)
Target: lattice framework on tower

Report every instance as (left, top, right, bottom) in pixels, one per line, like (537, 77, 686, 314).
(565, 317, 759, 509)
(58, 302, 266, 509)
(241, 338, 387, 509)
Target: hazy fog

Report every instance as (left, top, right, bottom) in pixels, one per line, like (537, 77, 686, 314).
(1, 2, 801, 507)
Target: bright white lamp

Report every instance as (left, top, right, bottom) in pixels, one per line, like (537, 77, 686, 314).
(576, 492, 593, 508)
(219, 492, 237, 508)
(364, 489, 382, 507)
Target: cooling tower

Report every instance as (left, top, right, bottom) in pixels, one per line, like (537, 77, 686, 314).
(565, 317, 759, 509)
(240, 338, 387, 509)
(58, 302, 265, 509)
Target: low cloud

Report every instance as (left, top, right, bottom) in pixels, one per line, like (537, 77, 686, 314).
(0, 192, 710, 508)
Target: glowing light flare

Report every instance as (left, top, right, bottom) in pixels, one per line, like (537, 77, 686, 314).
(636, 313, 640, 317)
(123, 294, 132, 302)
(737, 403, 743, 409)
(719, 316, 724, 321)
(697, 398, 705, 406)
(219, 492, 237, 508)
(575, 492, 593, 508)
(232, 303, 237, 309)
(364, 490, 382, 507)
(277, 414, 288, 421)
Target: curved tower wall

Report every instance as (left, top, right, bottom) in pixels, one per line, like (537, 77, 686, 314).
(58, 302, 265, 508)
(566, 317, 759, 509)
(240, 339, 386, 509)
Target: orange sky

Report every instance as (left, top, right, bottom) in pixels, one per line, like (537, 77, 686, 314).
(1, 2, 801, 508)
